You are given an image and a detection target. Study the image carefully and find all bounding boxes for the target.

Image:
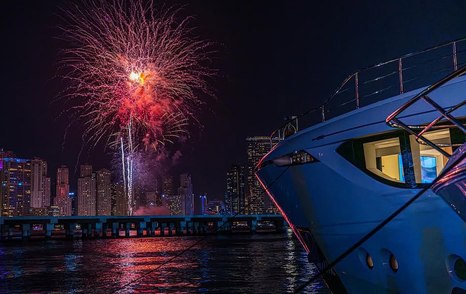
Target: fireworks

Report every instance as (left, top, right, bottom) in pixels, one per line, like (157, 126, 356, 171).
(60, 0, 214, 214)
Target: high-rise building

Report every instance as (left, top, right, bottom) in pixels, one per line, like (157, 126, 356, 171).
(162, 176, 175, 197)
(96, 169, 112, 215)
(77, 165, 96, 216)
(199, 194, 208, 215)
(77, 177, 96, 215)
(162, 175, 182, 215)
(31, 159, 47, 209)
(246, 136, 279, 214)
(225, 164, 246, 215)
(168, 194, 183, 215)
(0, 150, 12, 216)
(55, 166, 72, 216)
(178, 173, 193, 215)
(80, 164, 93, 178)
(112, 182, 127, 216)
(44, 177, 51, 207)
(133, 185, 145, 209)
(0, 156, 32, 217)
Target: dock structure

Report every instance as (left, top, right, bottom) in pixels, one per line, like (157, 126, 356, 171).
(0, 214, 285, 241)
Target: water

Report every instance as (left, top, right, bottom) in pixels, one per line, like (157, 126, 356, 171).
(0, 230, 328, 293)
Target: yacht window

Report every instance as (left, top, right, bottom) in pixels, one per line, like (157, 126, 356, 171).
(409, 129, 452, 183)
(363, 137, 405, 183)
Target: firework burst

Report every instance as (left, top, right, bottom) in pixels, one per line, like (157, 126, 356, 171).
(60, 0, 214, 214)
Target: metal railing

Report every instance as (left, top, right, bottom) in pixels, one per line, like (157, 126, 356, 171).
(386, 65, 466, 158)
(270, 37, 466, 146)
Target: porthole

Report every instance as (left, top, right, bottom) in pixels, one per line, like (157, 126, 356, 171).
(358, 248, 374, 270)
(390, 254, 399, 272)
(366, 254, 374, 270)
(446, 254, 466, 282)
(381, 248, 398, 273)
(454, 257, 466, 280)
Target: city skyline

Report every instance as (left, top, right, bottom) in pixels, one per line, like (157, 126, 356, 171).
(0, 143, 279, 216)
(2, 1, 466, 199)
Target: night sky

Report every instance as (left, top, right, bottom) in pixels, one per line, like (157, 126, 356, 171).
(1, 0, 466, 199)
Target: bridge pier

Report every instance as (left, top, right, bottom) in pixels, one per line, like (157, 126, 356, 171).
(83, 223, 90, 238)
(65, 223, 74, 239)
(251, 220, 257, 233)
(220, 217, 230, 233)
(216, 219, 223, 233)
(149, 221, 157, 236)
(176, 222, 183, 236)
(102, 222, 109, 238)
(186, 221, 192, 235)
(45, 223, 54, 239)
(111, 222, 118, 238)
(21, 224, 30, 240)
(168, 223, 173, 236)
(160, 223, 166, 236)
(137, 221, 145, 237)
(125, 223, 131, 237)
(94, 222, 102, 238)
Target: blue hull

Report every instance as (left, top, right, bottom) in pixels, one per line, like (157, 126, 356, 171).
(256, 76, 466, 293)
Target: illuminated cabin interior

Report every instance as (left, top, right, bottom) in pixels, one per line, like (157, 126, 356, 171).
(339, 128, 462, 186)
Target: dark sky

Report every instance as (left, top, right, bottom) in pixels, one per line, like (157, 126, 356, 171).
(1, 0, 466, 199)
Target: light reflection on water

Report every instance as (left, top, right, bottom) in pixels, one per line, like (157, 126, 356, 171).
(0, 231, 329, 293)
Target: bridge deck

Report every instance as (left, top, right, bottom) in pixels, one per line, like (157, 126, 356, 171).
(0, 214, 285, 241)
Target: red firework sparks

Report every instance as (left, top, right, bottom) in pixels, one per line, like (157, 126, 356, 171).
(60, 0, 213, 150)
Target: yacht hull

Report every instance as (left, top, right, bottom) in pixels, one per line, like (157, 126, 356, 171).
(256, 76, 466, 293)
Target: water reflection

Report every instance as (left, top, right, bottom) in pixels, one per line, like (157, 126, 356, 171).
(0, 233, 328, 293)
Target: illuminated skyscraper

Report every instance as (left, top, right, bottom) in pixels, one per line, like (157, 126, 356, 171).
(162, 176, 175, 197)
(30, 159, 50, 216)
(0, 150, 10, 216)
(168, 194, 183, 215)
(0, 155, 32, 217)
(112, 182, 127, 216)
(225, 164, 245, 214)
(44, 177, 51, 207)
(178, 173, 193, 215)
(199, 194, 208, 215)
(246, 136, 279, 214)
(80, 164, 93, 178)
(96, 169, 112, 215)
(55, 166, 72, 216)
(31, 159, 47, 209)
(162, 175, 181, 215)
(77, 165, 96, 216)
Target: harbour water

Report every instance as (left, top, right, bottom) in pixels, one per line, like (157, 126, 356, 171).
(0, 230, 328, 293)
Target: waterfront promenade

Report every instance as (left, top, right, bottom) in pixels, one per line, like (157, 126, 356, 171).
(0, 214, 285, 241)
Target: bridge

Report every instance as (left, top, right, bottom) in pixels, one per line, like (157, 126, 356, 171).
(0, 214, 285, 241)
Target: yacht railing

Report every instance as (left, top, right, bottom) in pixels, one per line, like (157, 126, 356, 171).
(386, 65, 466, 158)
(270, 37, 466, 146)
